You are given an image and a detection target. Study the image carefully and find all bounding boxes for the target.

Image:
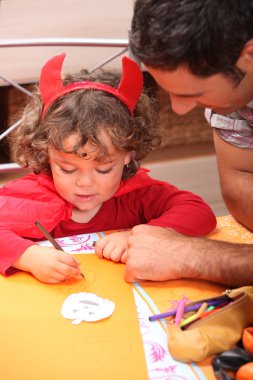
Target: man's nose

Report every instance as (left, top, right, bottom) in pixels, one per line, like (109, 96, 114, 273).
(170, 94, 197, 115)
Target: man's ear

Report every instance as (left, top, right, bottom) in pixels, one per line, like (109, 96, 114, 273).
(241, 39, 253, 59)
(236, 39, 253, 71)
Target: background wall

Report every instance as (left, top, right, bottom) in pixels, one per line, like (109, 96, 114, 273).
(0, 0, 133, 83)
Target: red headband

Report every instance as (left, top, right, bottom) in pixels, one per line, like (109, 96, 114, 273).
(40, 53, 143, 118)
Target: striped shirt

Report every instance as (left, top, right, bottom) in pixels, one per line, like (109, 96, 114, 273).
(205, 100, 253, 148)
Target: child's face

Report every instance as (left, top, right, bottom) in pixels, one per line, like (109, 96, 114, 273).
(48, 131, 131, 213)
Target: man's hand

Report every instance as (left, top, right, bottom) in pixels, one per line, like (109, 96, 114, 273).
(124, 223, 253, 287)
(124, 225, 189, 282)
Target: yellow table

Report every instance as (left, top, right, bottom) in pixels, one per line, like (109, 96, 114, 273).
(0, 215, 250, 380)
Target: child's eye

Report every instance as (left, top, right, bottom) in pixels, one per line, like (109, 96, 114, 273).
(59, 167, 76, 174)
(96, 168, 113, 174)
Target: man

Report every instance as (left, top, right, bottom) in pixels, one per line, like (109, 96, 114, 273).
(124, 0, 253, 286)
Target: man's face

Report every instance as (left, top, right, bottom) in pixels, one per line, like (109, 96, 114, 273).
(146, 64, 253, 115)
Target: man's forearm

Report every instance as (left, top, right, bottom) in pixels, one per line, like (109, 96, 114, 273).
(182, 236, 253, 287)
(222, 184, 253, 231)
(214, 129, 253, 231)
(125, 225, 253, 286)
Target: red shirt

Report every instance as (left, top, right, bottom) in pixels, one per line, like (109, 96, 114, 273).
(0, 167, 216, 275)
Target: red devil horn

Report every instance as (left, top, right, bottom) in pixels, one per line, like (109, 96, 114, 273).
(118, 57, 143, 114)
(40, 54, 143, 119)
(40, 52, 65, 105)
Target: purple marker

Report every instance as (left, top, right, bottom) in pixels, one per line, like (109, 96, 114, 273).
(149, 296, 230, 322)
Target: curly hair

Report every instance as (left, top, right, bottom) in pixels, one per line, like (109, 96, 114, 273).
(130, 0, 253, 84)
(9, 66, 161, 179)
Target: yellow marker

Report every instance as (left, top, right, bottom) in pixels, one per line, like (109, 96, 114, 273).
(180, 313, 198, 327)
(196, 302, 208, 317)
(180, 302, 208, 328)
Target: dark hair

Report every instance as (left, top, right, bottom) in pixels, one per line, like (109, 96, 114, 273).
(9, 66, 160, 179)
(130, 0, 253, 84)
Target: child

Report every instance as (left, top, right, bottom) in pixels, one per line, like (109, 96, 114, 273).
(0, 53, 216, 284)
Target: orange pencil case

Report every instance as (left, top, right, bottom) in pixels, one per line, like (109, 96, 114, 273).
(167, 286, 253, 362)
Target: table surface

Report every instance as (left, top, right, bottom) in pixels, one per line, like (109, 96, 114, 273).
(1, 215, 250, 380)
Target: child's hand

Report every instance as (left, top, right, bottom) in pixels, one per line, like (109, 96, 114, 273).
(95, 230, 131, 263)
(12, 245, 82, 283)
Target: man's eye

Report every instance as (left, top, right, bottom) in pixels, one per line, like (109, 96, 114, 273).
(60, 167, 76, 174)
(96, 168, 113, 174)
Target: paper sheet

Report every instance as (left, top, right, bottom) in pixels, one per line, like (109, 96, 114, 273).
(0, 254, 148, 380)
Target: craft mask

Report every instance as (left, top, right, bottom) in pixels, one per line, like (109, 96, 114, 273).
(39, 52, 143, 118)
(61, 292, 115, 324)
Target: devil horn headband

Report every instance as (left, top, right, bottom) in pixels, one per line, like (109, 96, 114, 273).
(40, 52, 143, 118)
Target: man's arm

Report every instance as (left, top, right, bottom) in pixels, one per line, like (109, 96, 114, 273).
(124, 225, 253, 286)
(214, 129, 253, 231)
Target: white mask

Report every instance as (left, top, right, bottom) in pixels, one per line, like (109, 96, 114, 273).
(61, 292, 115, 325)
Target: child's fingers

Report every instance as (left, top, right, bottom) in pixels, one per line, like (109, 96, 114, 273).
(94, 237, 109, 258)
(32, 266, 70, 284)
(121, 250, 128, 264)
(45, 273, 68, 284)
(56, 252, 82, 276)
(110, 247, 124, 262)
(100, 242, 116, 260)
(94, 234, 128, 262)
(55, 260, 82, 277)
(57, 251, 80, 267)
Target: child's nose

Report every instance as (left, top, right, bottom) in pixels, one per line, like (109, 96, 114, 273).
(76, 172, 93, 187)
